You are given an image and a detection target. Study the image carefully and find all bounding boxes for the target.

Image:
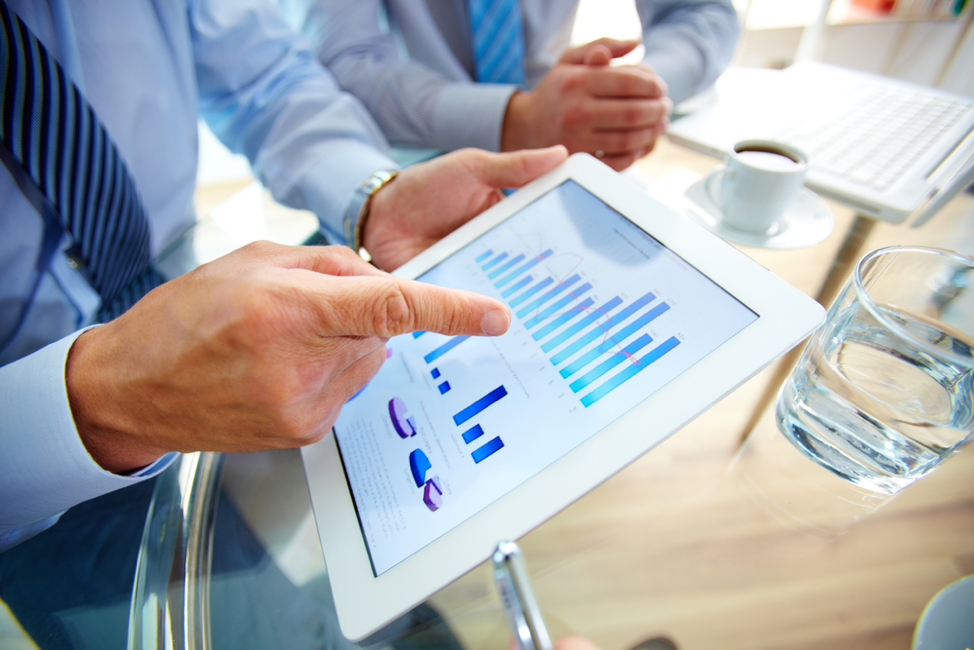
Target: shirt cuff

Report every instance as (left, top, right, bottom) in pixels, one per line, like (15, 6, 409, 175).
(0, 328, 176, 534)
(281, 139, 399, 245)
(432, 83, 519, 153)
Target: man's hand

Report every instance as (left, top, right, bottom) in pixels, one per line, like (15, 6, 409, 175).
(501, 38, 673, 171)
(66, 243, 511, 474)
(363, 146, 568, 271)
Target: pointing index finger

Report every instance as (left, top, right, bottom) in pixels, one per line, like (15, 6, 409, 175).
(307, 274, 512, 339)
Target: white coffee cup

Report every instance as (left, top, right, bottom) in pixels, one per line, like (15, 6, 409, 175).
(714, 139, 809, 233)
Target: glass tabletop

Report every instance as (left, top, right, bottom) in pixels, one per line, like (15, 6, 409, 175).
(3, 154, 973, 650)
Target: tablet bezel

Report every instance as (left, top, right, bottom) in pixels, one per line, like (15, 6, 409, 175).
(301, 153, 824, 641)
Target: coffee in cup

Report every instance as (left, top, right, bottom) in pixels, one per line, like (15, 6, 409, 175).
(715, 140, 809, 233)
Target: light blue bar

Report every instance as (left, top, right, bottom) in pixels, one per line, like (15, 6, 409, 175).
(569, 334, 653, 392)
(524, 294, 574, 330)
(494, 248, 554, 288)
(580, 336, 681, 407)
(475, 250, 493, 263)
(532, 297, 594, 341)
(482, 251, 508, 271)
(424, 335, 470, 364)
(515, 274, 581, 319)
(549, 292, 657, 365)
(471, 437, 504, 464)
(541, 296, 623, 353)
(501, 275, 533, 298)
(453, 385, 508, 425)
(508, 277, 553, 308)
(487, 253, 526, 280)
(524, 282, 592, 329)
(559, 302, 670, 378)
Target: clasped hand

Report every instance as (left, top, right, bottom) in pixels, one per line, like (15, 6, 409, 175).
(502, 38, 673, 171)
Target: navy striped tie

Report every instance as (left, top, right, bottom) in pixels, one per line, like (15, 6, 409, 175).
(0, 2, 164, 323)
(468, 0, 526, 85)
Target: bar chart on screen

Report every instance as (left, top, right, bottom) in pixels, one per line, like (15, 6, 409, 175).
(473, 241, 683, 409)
(331, 179, 759, 576)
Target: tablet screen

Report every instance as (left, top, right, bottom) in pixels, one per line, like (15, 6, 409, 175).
(332, 180, 758, 576)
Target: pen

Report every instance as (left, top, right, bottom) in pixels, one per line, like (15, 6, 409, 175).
(492, 541, 554, 650)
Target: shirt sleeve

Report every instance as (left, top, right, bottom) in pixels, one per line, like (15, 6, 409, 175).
(636, 0, 740, 105)
(282, 0, 515, 153)
(0, 329, 176, 551)
(190, 0, 399, 244)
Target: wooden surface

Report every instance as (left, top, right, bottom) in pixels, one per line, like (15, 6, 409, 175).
(425, 139, 974, 650)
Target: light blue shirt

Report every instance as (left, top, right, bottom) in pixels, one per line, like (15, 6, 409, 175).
(0, 0, 396, 550)
(278, 0, 740, 151)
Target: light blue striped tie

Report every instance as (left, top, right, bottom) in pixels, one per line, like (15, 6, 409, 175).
(468, 0, 526, 85)
(0, 2, 164, 323)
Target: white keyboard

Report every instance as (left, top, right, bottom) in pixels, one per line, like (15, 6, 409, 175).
(775, 84, 973, 191)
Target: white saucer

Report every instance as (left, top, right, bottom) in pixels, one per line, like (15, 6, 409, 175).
(683, 168, 834, 249)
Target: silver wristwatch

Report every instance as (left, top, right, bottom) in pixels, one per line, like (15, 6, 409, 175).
(343, 169, 399, 255)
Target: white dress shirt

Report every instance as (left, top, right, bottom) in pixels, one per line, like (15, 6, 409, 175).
(278, 0, 740, 151)
(0, 0, 396, 550)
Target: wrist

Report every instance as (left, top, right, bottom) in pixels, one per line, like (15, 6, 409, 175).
(501, 90, 533, 152)
(344, 169, 399, 257)
(66, 326, 166, 474)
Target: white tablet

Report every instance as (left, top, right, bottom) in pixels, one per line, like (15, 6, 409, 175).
(301, 153, 825, 641)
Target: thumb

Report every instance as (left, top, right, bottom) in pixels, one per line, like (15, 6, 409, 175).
(562, 37, 640, 64)
(303, 273, 512, 338)
(583, 45, 612, 67)
(477, 145, 568, 190)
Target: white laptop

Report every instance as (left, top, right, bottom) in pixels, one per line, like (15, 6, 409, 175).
(667, 62, 974, 224)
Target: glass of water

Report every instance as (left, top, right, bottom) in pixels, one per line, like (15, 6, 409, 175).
(778, 245, 974, 498)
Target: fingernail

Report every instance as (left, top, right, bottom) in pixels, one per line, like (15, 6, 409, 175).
(481, 309, 511, 336)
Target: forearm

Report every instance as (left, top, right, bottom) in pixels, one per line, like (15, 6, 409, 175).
(289, 0, 518, 152)
(637, 0, 739, 104)
(308, 25, 515, 150)
(193, 0, 397, 240)
(0, 330, 173, 548)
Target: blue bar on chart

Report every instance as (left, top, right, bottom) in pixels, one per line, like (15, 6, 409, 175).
(412, 331, 426, 339)
(549, 291, 657, 365)
(515, 274, 581, 319)
(523, 282, 592, 329)
(475, 250, 493, 263)
(580, 336, 681, 407)
(481, 252, 508, 271)
(471, 437, 504, 464)
(532, 297, 594, 341)
(501, 275, 533, 298)
(424, 335, 470, 364)
(461, 424, 485, 444)
(569, 334, 654, 393)
(541, 296, 623, 353)
(438, 381, 451, 394)
(487, 253, 526, 280)
(559, 302, 670, 378)
(431, 368, 440, 379)
(494, 249, 554, 289)
(508, 277, 553, 308)
(453, 386, 508, 425)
